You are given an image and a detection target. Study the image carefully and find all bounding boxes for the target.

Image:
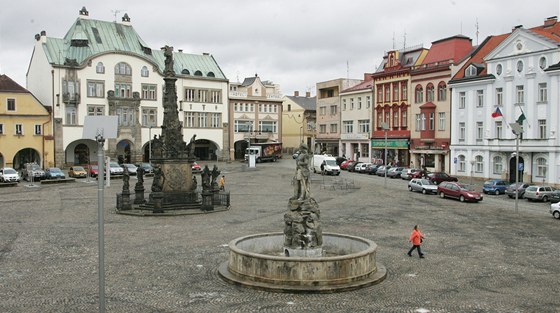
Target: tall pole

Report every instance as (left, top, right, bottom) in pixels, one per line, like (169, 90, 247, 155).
(149, 126, 152, 162)
(515, 133, 519, 214)
(95, 131, 106, 313)
(384, 126, 388, 188)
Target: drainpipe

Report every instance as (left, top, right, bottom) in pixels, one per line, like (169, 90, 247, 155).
(51, 69, 56, 167)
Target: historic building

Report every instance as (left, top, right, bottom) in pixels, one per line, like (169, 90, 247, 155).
(339, 77, 373, 162)
(409, 35, 473, 172)
(449, 16, 560, 184)
(0, 74, 54, 169)
(370, 46, 428, 167)
(281, 91, 316, 153)
(26, 7, 228, 167)
(315, 78, 362, 155)
(229, 75, 283, 160)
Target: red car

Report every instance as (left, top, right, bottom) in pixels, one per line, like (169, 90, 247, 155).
(86, 165, 99, 177)
(340, 160, 354, 170)
(427, 172, 458, 184)
(192, 162, 202, 174)
(437, 182, 483, 202)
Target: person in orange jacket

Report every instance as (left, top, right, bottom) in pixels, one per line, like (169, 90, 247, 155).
(407, 224, 425, 258)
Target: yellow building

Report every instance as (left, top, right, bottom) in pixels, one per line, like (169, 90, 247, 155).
(0, 74, 54, 169)
(282, 91, 316, 153)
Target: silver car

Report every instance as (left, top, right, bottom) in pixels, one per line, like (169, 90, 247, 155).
(408, 178, 438, 194)
(524, 185, 555, 202)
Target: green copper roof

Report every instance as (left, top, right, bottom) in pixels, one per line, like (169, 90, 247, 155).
(42, 17, 226, 79)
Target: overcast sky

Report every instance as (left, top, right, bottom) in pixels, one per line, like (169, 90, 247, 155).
(0, 0, 558, 96)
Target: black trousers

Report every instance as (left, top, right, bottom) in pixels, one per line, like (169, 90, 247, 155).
(408, 245, 423, 256)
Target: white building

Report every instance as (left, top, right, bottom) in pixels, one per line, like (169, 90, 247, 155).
(339, 79, 373, 162)
(449, 17, 560, 185)
(26, 7, 229, 166)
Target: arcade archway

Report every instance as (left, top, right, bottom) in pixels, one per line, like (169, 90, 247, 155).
(117, 139, 134, 164)
(13, 148, 40, 170)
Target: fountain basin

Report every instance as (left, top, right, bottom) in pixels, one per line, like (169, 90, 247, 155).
(218, 232, 386, 293)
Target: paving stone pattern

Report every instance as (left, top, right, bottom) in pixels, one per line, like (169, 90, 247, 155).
(1, 159, 559, 312)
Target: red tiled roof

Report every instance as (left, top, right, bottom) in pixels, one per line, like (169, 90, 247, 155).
(0, 74, 28, 93)
(341, 80, 373, 93)
(451, 34, 509, 80)
(419, 102, 436, 109)
(422, 35, 473, 64)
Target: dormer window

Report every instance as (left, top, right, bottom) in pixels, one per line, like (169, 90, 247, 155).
(181, 69, 190, 75)
(207, 72, 215, 77)
(194, 70, 203, 76)
(96, 62, 105, 74)
(465, 65, 478, 77)
(141, 66, 149, 77)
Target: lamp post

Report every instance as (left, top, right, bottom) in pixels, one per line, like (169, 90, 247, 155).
(470, 159, 475, 186)
(510, 122, 523, 214)
(381, 122, 390, 188)
(148, 126, 152, 162)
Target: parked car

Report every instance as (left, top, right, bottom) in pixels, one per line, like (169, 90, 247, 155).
(365, 164, 381, 175)
(387, 167, 405, 178)
(347, 162, 363, 172)
(550, 202, 560, 219)
(549, 190, 560, 203)
(401, 168, 420, 180)
(107, 162, 124, 176)
(408, 178, 438, 194)
(438, 182, 483, 202)
(428, 172, 458, 184)
(356, 163, 371, 173)
(0, 167, 21, 182)
(192, 162, 202, 174)
(340, 160, 354, 170)
(68, 166, 87, 178)
(21, 163, 46, 181)
(505, 182, 530, 199)
(524, 185, 555, 202)
(87, 165, 99, 177)
(121, 163, 138, 176)
(45, 167, 66, 179)
(135, 163, 154, 174)
(482, 179, 509, 195)
(376, 165, 392, 176)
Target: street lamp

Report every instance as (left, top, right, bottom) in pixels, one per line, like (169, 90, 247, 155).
(510, 122, 523, 214)
(469, 159, 475, 186)
(381, 122, 390, 188)
(148, 126, 152, 162)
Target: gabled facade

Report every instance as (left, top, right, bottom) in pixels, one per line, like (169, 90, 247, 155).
(27, 7, 228, 166)
(449, 16, 560, 185)
(339, 76, 373, 162)
(315, 78, 362, 155)
(281, 91, 316, 152)
(370, 46, 429, 167)
(229, 74, 283, 160)
(0, 74, 54, 169)
(409, 35, 473, 172)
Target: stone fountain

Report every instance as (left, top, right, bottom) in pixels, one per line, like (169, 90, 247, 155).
(218, 144, 386, 292)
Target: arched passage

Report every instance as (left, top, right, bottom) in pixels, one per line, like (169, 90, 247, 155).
(65, 139, 97, 166)
(234, 140, 249, 160)
(13, 148, 41, 170)
(509, 156, 525, 183)
(193, 139, 220, 160)
(116, 139, 134, 164)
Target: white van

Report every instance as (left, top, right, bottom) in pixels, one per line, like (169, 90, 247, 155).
(312, 154, 341, 176)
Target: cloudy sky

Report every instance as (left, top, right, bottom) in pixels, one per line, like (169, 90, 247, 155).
(0, 0, 558, 96)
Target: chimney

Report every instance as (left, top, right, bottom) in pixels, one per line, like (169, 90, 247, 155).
(294, 91, 299, 97)
(512, 24, 523, 31)
(306, 91, 311, 97)
(544, 16, 557, 27)
(79, 6, 89, 18)
(121, 13, 131, 25)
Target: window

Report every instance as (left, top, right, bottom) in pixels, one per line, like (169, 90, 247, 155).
(385, 112, 390, 126)
(495, 121, 502, 139)
(415, 114, 421, 131)
(438, 112, 445, 131)
(65, 106, 77, 125)
(476, 122, 484, 141)
(0, 124, 3, 134)
(198, 90, 207, 103)
(496, 64, 502, 76)
(459, 122, 465, 141)
(259, 121, 277, 133)
(358, 97, 362, 110)
(34, 124, 42, 135)
(63, 80, 79, 101)
(385, 86, 390, 102)
(116, 107, 133, 126)
(401, 110, 407, 128)
(538, 83, 548, 102)
(319, 106, 326, 116)
(493, 156, 503, 174)
(115, 83, 132, 98)
(15, 124, 23, 135)
(539, 57, 547, 70)
(87, 81, 105, 98)
(426, 84, 434, 102)
(87, 105, 104, 116)
(7, 98, 15, 111)
(401, 83, 408, 101)
(393, 84, 399, 101)
(185, 112, 195, 128)
(342, 99, 347, 110)
(115, 62, 132, 75)
(141, 66, 149, 77)
(210, 113, 221, 128)
(358, 120, 369, 133)
(361, 144, 369, 158)
(343, 121, 353, 133)
(185, 88, 195, 101)
(393, 111, 399, 128)
(96, 62, 105, 74)
(496, 88, 503, 106)
(330, 123, 337, 133)
(536, 157, 547, 177)
(438, 82, 447, 101)
(366, 96, 371, 109)
(350, 98, 354, 110)
(330, 105, 337, 115)
(458, 155, 466, 172)
(142, 108, 157, 127)
(459, 92, 466, 109)
(466, 65, 477, 77)
(319, 124, 326, 134)
(415, 85, 423, 103)
(420, 113, 426, 131)
(210, 90, 221, 103)
(538, 119, 547, 139)
(516, 60, 523, 73)
(198, 113, 207, 128)
(142, 84, 157, 100)
(516, 85, 524, 104)
(476, 90, 484, 107)
(475, 155, 483, 173)
(377, 87, 383, 103)
(429, 112, 435, 130)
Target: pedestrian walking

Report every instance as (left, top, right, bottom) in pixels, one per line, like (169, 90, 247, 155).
(219, 175, 225, 191)
(407, 224, 425, 258)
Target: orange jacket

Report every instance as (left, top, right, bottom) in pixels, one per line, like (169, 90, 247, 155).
(409, 229, 424, 246)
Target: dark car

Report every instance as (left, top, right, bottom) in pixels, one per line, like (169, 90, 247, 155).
(135, 163, 154, 174)
(347, 162, 363, 172)
(22, 163, 46, 181)
(438, 181, 483, 202)
(387, 167, 405, 178)
(335, 156, 347, 166)
(365, 164, 381, 175)
(549, 190, 560, 203)
(482, 179, 509, 195)
(428, 172, 458, 184)
(45, 167, 66, 179)
(505, 182, 529, 199)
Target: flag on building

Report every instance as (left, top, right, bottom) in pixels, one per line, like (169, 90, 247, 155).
(491, 107, 503, 118)
(516, 113, 526, 124)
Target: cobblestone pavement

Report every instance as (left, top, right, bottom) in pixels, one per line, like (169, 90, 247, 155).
(1, 158, 559, 313)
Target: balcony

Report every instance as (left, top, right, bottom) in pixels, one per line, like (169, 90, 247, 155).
(62, 92, 80, 104)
